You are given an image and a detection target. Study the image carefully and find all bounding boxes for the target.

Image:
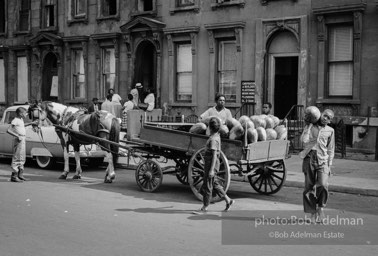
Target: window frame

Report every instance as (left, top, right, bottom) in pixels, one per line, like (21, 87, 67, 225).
(96, 0, 120, 22)
(71, 48, 86, 99)
(211, 0, 245, 10)
(40, 0, 57, 31)
(16, 0, 31, 34)
(101, 47, 116, 99)
(313, 5, 365, 106)
(131, 0, 157, 17)
(175, 42, 193, 102)
(326, 24, 354, 98)
(169, 0, 199, 14)
(205, 22, 245, 108)
(67, 0, 88, 25)
(164, 27, 200, 107)
(217, 40, 238, 102)
(14, 51, 30, 104)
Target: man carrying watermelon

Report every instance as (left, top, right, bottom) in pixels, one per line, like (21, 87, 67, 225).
(198, 93, 232, 125)
(300, 107, 335, 224)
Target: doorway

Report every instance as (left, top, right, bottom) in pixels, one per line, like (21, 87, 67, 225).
(42, 52, 58, 101)
(134, 40, 156, 103)
(273, 56, 298, 119)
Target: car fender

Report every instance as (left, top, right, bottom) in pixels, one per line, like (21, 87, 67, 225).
(30, 148, 53, 157)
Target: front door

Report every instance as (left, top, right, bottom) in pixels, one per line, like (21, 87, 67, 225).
(273, 56, 298, 119)
(134, 41, 157, 104)
(42, 52, 58, 101)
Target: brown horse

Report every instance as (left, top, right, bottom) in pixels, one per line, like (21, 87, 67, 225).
(29, 101, 120, 183)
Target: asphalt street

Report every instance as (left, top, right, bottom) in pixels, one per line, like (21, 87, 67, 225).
(0, 159, 377, 256)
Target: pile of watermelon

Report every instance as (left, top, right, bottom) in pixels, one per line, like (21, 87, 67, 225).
(189, 114, 288, 144)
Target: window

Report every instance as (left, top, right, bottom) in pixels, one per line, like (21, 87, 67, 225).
(177, 0, 194, 7)
(102, 0, 117, 16)
(328, 25, 353, 97)
(42, 0, 55, 28)
(218, 41, 237, 102)
(0, 0, 5, 34)
(17, 56, 28, 103)
(0, 58, 5, 102)
(176, 44, 192, 101)
(72, 49, 85, 99)
(75, 0, 86, 17)
(101, 48, 116, 98)
(138, 0, 153, 12)
(19, 0, 30, 31)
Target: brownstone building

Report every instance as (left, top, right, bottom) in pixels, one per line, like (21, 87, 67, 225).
(0, 0, 378, 153)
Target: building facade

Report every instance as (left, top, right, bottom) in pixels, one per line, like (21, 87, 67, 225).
(0, 0, 378, 152)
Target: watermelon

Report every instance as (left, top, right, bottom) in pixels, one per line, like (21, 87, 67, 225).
(226, 118, 241, 130)
(265, 116, 275, 129)
(275, 125, 288, 140)
(219, 125, 229, 138)
(266, 128, 278, 140)
(229, 125, 244, 140)
(269, 115, 280, 128)
(246, 128, 258, 144)
(239, 115, 254, 130)
(189, 123, 207, 134)
(304, 106, 321, 124)
(256, 127, 267, 141)
(250, 115, 266, 129)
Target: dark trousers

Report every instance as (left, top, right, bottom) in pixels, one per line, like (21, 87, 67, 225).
(201, 173, 227, 207)
(201, 152, 226, 207)
(302, 150, 329, 213)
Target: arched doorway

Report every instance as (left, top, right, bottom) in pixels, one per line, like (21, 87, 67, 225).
(267, 31, 299, 119)
(134, 40, 156, 103)
(42, 52, 58, 101)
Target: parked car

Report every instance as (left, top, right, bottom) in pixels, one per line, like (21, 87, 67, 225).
(0, 105, 106, 169)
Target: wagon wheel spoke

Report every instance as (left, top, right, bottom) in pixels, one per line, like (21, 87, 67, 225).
(266, 166, 284, 172)
(268, 175, 279, 187)
(271, 173, 284, 181)
(193, 177, 204, 187)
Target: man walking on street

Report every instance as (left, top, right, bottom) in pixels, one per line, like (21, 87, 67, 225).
(300, 109, 335, 223)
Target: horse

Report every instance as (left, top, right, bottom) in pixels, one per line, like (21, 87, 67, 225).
(29, 101, 120, 183)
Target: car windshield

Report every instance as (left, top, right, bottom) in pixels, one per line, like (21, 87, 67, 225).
(5, 111, 32, 124)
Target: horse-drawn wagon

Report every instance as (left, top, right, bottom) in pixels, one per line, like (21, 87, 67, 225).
(126, 113, 290, 201)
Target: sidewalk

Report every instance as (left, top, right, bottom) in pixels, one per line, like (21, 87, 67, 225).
(281, 154, 378, 197)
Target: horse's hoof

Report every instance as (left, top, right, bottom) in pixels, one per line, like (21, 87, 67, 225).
(59, 174, 67, 180)
(72, 175, 81, 180)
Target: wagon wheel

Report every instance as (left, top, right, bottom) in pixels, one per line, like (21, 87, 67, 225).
(248, 160, 286, 195)
(188, 147, 230, 202)
(175, 158, 189, 185)
(135, 159, 163, 192)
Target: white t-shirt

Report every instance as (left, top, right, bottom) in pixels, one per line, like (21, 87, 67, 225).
(111, 94, 122, 105)
(123, 101, 134, 114)
(11, 117, 26, 136)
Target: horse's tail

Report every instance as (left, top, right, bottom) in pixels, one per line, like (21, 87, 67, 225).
(109, 117, 120, 163)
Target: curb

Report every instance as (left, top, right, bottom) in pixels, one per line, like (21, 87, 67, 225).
(284, 180, 378, 197)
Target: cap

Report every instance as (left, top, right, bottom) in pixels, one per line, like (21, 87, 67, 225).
(136, 83, 143, 88)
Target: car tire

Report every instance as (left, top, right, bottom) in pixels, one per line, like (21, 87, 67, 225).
(36, 156, 55, 169)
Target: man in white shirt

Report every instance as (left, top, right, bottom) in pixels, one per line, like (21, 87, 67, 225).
(199, 93, 232, 124)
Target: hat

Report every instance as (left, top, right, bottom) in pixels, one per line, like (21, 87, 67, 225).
(136, 83, 143, 88)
